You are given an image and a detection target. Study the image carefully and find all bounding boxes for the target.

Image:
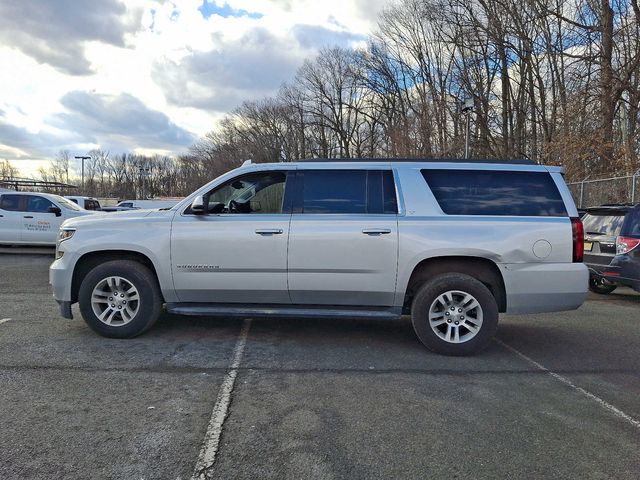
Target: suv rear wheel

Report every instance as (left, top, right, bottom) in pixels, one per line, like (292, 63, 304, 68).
(78, 260, 162, 338)
(411, 273, 498, 355)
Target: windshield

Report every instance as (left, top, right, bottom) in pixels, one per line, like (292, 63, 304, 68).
(582, 213, 625, 237)
(55, 196, 83, 211)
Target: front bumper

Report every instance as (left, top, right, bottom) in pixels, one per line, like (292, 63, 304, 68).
(49, 245, 77, 313)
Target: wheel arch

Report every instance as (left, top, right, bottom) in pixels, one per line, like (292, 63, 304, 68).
(402, 256, 506, 313)
(71, 250, 164, 304)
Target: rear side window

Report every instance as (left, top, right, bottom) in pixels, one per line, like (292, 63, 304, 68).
(0, 195, 21, 211)
(298, 170, 397, 214)
(421, 169, 567, 216)
(583, 213, 626, 237)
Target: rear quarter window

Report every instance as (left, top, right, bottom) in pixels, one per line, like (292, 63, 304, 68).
(421, 169, 567, 216)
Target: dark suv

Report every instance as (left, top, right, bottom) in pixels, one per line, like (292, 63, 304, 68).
(583, 204, 640, 293)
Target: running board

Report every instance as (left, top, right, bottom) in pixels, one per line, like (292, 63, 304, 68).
(165, 303, 402, 320)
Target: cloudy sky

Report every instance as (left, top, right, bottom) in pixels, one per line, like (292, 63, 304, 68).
(0, 0, 386, 177)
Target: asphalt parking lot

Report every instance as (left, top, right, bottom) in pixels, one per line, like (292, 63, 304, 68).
(1, 252, 639, 479)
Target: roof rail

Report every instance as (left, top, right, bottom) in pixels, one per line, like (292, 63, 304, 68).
(298, 157, 537, 165)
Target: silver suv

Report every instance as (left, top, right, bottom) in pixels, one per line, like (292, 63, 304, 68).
(50, 159, 588, 355)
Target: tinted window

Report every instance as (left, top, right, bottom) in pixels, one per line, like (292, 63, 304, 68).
(299, 170, 397, 214)
(69, 198, 79, 204)
(301, 170, 366, 214)
(26, 195, 55, 213)
(382, 170, 398, 214)
(624, 208, 640, 237)
(0, 195, 21, 211)
(583, 213, 626, 237)
(207, 171, 287, 214)
(422, 169, 567, 216)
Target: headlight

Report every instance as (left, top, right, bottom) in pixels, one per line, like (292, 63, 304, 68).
(58, 228, 76, 243)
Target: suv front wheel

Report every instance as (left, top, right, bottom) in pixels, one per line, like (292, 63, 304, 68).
(411, 273, 499, 355)
(78, 260, 162, 338)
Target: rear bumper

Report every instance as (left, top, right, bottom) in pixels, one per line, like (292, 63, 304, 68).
(501, 262, 588, 314)
(586, 257, 640, 292)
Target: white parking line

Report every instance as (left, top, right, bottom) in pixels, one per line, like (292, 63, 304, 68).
(192, 318, 252, 480)
(496, 338, 640, 429)
(0, 318, 12, 325)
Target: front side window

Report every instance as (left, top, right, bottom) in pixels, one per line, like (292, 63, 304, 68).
(25, 195, 55, 213)
(0, 195, 21, 211)
(206, 171, 287, 214)
(422, 169, 567, 216)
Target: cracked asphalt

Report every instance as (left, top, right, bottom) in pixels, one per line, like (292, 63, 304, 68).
(1, 252, 639, 479)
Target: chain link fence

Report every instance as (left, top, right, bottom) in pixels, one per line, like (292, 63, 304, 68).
(567, 171, 640, 208)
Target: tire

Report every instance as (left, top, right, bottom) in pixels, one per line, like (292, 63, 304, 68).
(411, 273, 499, 356)
(588, 275, 617, 295)
(78, 260, 162, 338)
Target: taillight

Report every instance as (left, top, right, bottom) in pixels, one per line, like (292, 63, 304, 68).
(616, 236, 640, 255)
(571, 217, 584, 262)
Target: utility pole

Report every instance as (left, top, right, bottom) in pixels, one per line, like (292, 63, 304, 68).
(138, 166, 150, 199)
(460, 98, 474, 159)
(74, 155, 90, 193)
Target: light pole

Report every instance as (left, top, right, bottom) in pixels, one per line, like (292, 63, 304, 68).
(460, 98, 474, 159)
(74, 155, 90, 193)
(138, 166, 150, 199)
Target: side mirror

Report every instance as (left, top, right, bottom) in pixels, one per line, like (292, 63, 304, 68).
(190, 195, 205, 214)
(48, 206, 62, 217)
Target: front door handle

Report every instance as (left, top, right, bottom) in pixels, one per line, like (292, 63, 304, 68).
(23, 216, 33, 219)
(255, 228, 283, 235)
(362, 228, 391, 235)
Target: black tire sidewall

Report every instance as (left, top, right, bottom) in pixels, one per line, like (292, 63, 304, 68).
(78, 260, 162, 338)
(411, 273, 499, 356)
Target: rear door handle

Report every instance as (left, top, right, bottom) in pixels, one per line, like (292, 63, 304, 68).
(23, 216, 33, 219)
(255, 228, 283, 235)
(362, 228, 391, 235)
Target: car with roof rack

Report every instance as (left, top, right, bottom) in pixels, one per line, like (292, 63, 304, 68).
(582, 204, 640, 294)
(50, 158, 588, 355)
(0, 191, 97, 245)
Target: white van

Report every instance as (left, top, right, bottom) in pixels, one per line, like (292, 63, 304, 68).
(65, 196, 102, 211)
(0, 192, 97, 245)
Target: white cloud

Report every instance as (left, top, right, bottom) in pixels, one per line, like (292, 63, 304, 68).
(0, 0, 385, 177)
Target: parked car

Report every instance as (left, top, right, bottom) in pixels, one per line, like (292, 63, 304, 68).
(0, 192, 96, 245)
(583, 204, 640, 293)
(65, 196, 102, 211)
(116, 199, 180, 210)
(50, 159, 588, 355)
(99, 206, 139, 212)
